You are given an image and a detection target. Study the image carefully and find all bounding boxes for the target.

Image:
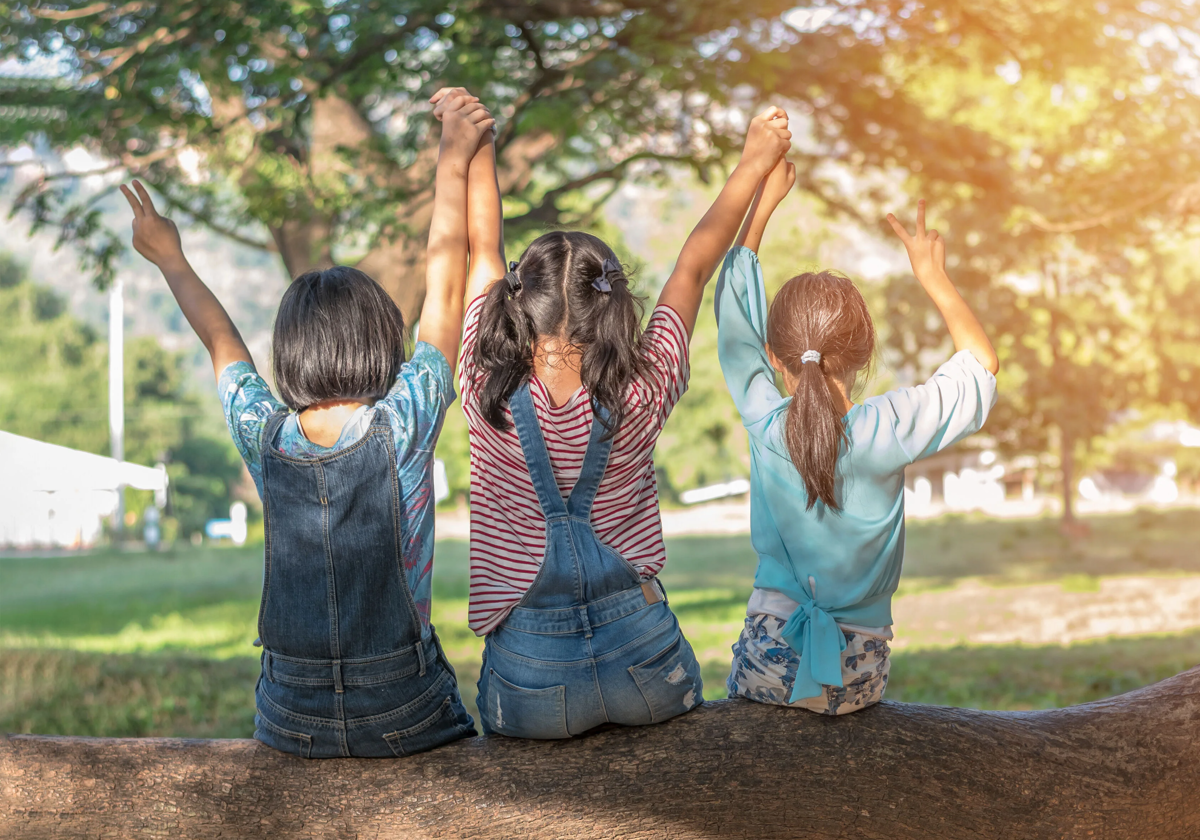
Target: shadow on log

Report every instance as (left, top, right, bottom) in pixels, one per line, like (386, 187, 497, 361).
(4, 666, 1200, 839)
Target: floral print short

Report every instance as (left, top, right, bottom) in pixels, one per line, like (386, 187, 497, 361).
(727, 614, 891, 715)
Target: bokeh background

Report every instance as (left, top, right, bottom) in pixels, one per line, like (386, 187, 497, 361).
(3, 1, 1200, 736)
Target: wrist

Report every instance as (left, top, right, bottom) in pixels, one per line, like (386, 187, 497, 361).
(155, 251, 190, 273)
(735, 157, 774, 180)
(439, 139, 475, 167)
(915, 265, 952, 286)
(437, 154, 472, 180)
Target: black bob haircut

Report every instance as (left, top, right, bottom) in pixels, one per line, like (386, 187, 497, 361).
(271, 266, 406, 411)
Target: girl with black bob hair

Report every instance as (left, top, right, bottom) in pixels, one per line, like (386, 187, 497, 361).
(270, 265, 408, 413)
(120, 89, 496, 757)
(441, 87, 794, 739)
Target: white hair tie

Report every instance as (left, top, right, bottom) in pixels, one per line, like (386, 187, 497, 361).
(801, 350, 822, 365)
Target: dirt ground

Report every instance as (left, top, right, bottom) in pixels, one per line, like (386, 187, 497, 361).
(892, 575, 1200, 648)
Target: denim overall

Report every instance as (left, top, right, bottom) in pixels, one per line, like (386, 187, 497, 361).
(476, 384, 704, 738)
(253, 409, 475, 758)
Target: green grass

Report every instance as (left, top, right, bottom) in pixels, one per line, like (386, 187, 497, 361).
(3, 507, 1200, 737)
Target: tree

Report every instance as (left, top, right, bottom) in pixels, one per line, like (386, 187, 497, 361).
(873, 28, 1200, 526)
(4, 0, 1196, 328)
(5, 667, 1200, 838)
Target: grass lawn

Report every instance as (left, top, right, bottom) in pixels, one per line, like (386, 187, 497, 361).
(3, 507, 1200, 738)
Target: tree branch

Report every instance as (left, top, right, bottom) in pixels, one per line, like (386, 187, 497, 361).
(6, 668, 1200, 839)
(30, 1, 148, 22)
(506, 151, 711, 227)
(1028, 185, 1177, 233)
(152, 190, 276, 252)
(319, 14, 436, 88)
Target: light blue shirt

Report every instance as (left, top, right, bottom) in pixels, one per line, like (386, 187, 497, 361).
(715, 247, 997, 701)
(217, 342, 456, 635)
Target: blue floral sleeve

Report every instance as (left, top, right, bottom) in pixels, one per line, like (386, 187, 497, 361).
(372, 342, 457, 628)
(373, 342, 457, 463)
(218, 361, 286, 497)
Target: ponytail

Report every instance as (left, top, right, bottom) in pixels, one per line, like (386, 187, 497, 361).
(471, 231, 648, 436)
(474, 267, 536, 431)
(575, 256, 647, 438)
(767, 272, 876, 512)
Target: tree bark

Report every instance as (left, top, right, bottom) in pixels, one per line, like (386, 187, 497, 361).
(270, 217, 335, 279)
(355, 129, 559, 325)
(4, 667, 1200, 840)
(1061, 424, 1076, 525)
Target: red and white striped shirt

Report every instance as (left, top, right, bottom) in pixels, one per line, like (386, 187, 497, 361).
(460, 297, 690, 634)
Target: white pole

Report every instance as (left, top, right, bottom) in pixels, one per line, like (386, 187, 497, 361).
(109, 278, 125, 536)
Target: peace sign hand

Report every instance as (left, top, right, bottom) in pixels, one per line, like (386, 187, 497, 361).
(886, 199, 946, 280)
(120, 180, 184, 268)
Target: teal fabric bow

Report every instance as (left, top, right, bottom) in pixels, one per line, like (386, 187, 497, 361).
(779, 594, 848, 703)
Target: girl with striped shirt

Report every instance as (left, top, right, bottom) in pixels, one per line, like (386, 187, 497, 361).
(435, 88, 793, 738)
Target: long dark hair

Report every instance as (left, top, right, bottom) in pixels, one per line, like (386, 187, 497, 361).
(766, 271, 875, 511)
(472, 231, 648, 437)
(272, 266, 406, 411)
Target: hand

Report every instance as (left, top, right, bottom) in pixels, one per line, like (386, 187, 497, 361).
(886, 199, 946, 280)
(740, 106, 792, 177)
(120, 180, 184, 268)
(760, 157, 796, 209)
(431, 86, 497, 143)
(435, 92, 497, 162)
(429, 86, 479, 120)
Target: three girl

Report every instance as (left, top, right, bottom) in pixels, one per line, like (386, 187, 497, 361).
(124, 83, 997, 752)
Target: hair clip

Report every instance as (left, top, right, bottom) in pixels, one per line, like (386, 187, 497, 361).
(504, 261, 522, 293)
(592, 257, 620, 294)
(801, 350, 822, 365)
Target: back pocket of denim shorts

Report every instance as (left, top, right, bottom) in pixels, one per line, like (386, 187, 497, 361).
(485, 670, 570, 740)
(383, 695, 473, 757)
(629, 634, 703, 723)
(255, 713, 313, 759)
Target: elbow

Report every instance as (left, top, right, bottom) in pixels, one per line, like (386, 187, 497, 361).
(985, 351, 1000, 377)
(969, 345, 999, 377)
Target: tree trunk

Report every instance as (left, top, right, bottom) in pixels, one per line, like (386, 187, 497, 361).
(355, 129, 559, 326)
(270, 218, 335, 279)
(4, 667, 1200, 839)
(1061, 424, 1076, 524)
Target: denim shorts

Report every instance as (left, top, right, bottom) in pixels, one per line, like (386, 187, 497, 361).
(254, 635, 476, 758)
(477, 585, 703, 738)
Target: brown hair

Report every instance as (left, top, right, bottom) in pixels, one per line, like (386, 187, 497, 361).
(766, 271, 875, 511)
(472, 231, 648, 438)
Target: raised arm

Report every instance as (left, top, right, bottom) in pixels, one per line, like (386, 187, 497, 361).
(657, 105, 792, 336)
(418, 92, 496, 370)
(430, 86, 506, 306)
(464, 135, 506, 303)
(121, 180, 252, 381)
(735, 157, 797, 255)
(886, 200, 1000, 375)
(716, 246, 786, 438)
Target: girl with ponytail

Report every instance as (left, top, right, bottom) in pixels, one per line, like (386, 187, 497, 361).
(438, 87, 793, 738)
(717, 161, 1000, 715)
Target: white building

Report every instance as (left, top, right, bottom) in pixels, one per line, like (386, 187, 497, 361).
(0, 430, 167, 549)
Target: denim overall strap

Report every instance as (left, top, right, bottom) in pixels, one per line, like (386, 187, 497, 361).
(509, 383, 569, 521)
(510, 384, 614, 522)
(507, 382, 640, 610)
(564, 402, 613, 521)
(262, 408, 290, 453)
